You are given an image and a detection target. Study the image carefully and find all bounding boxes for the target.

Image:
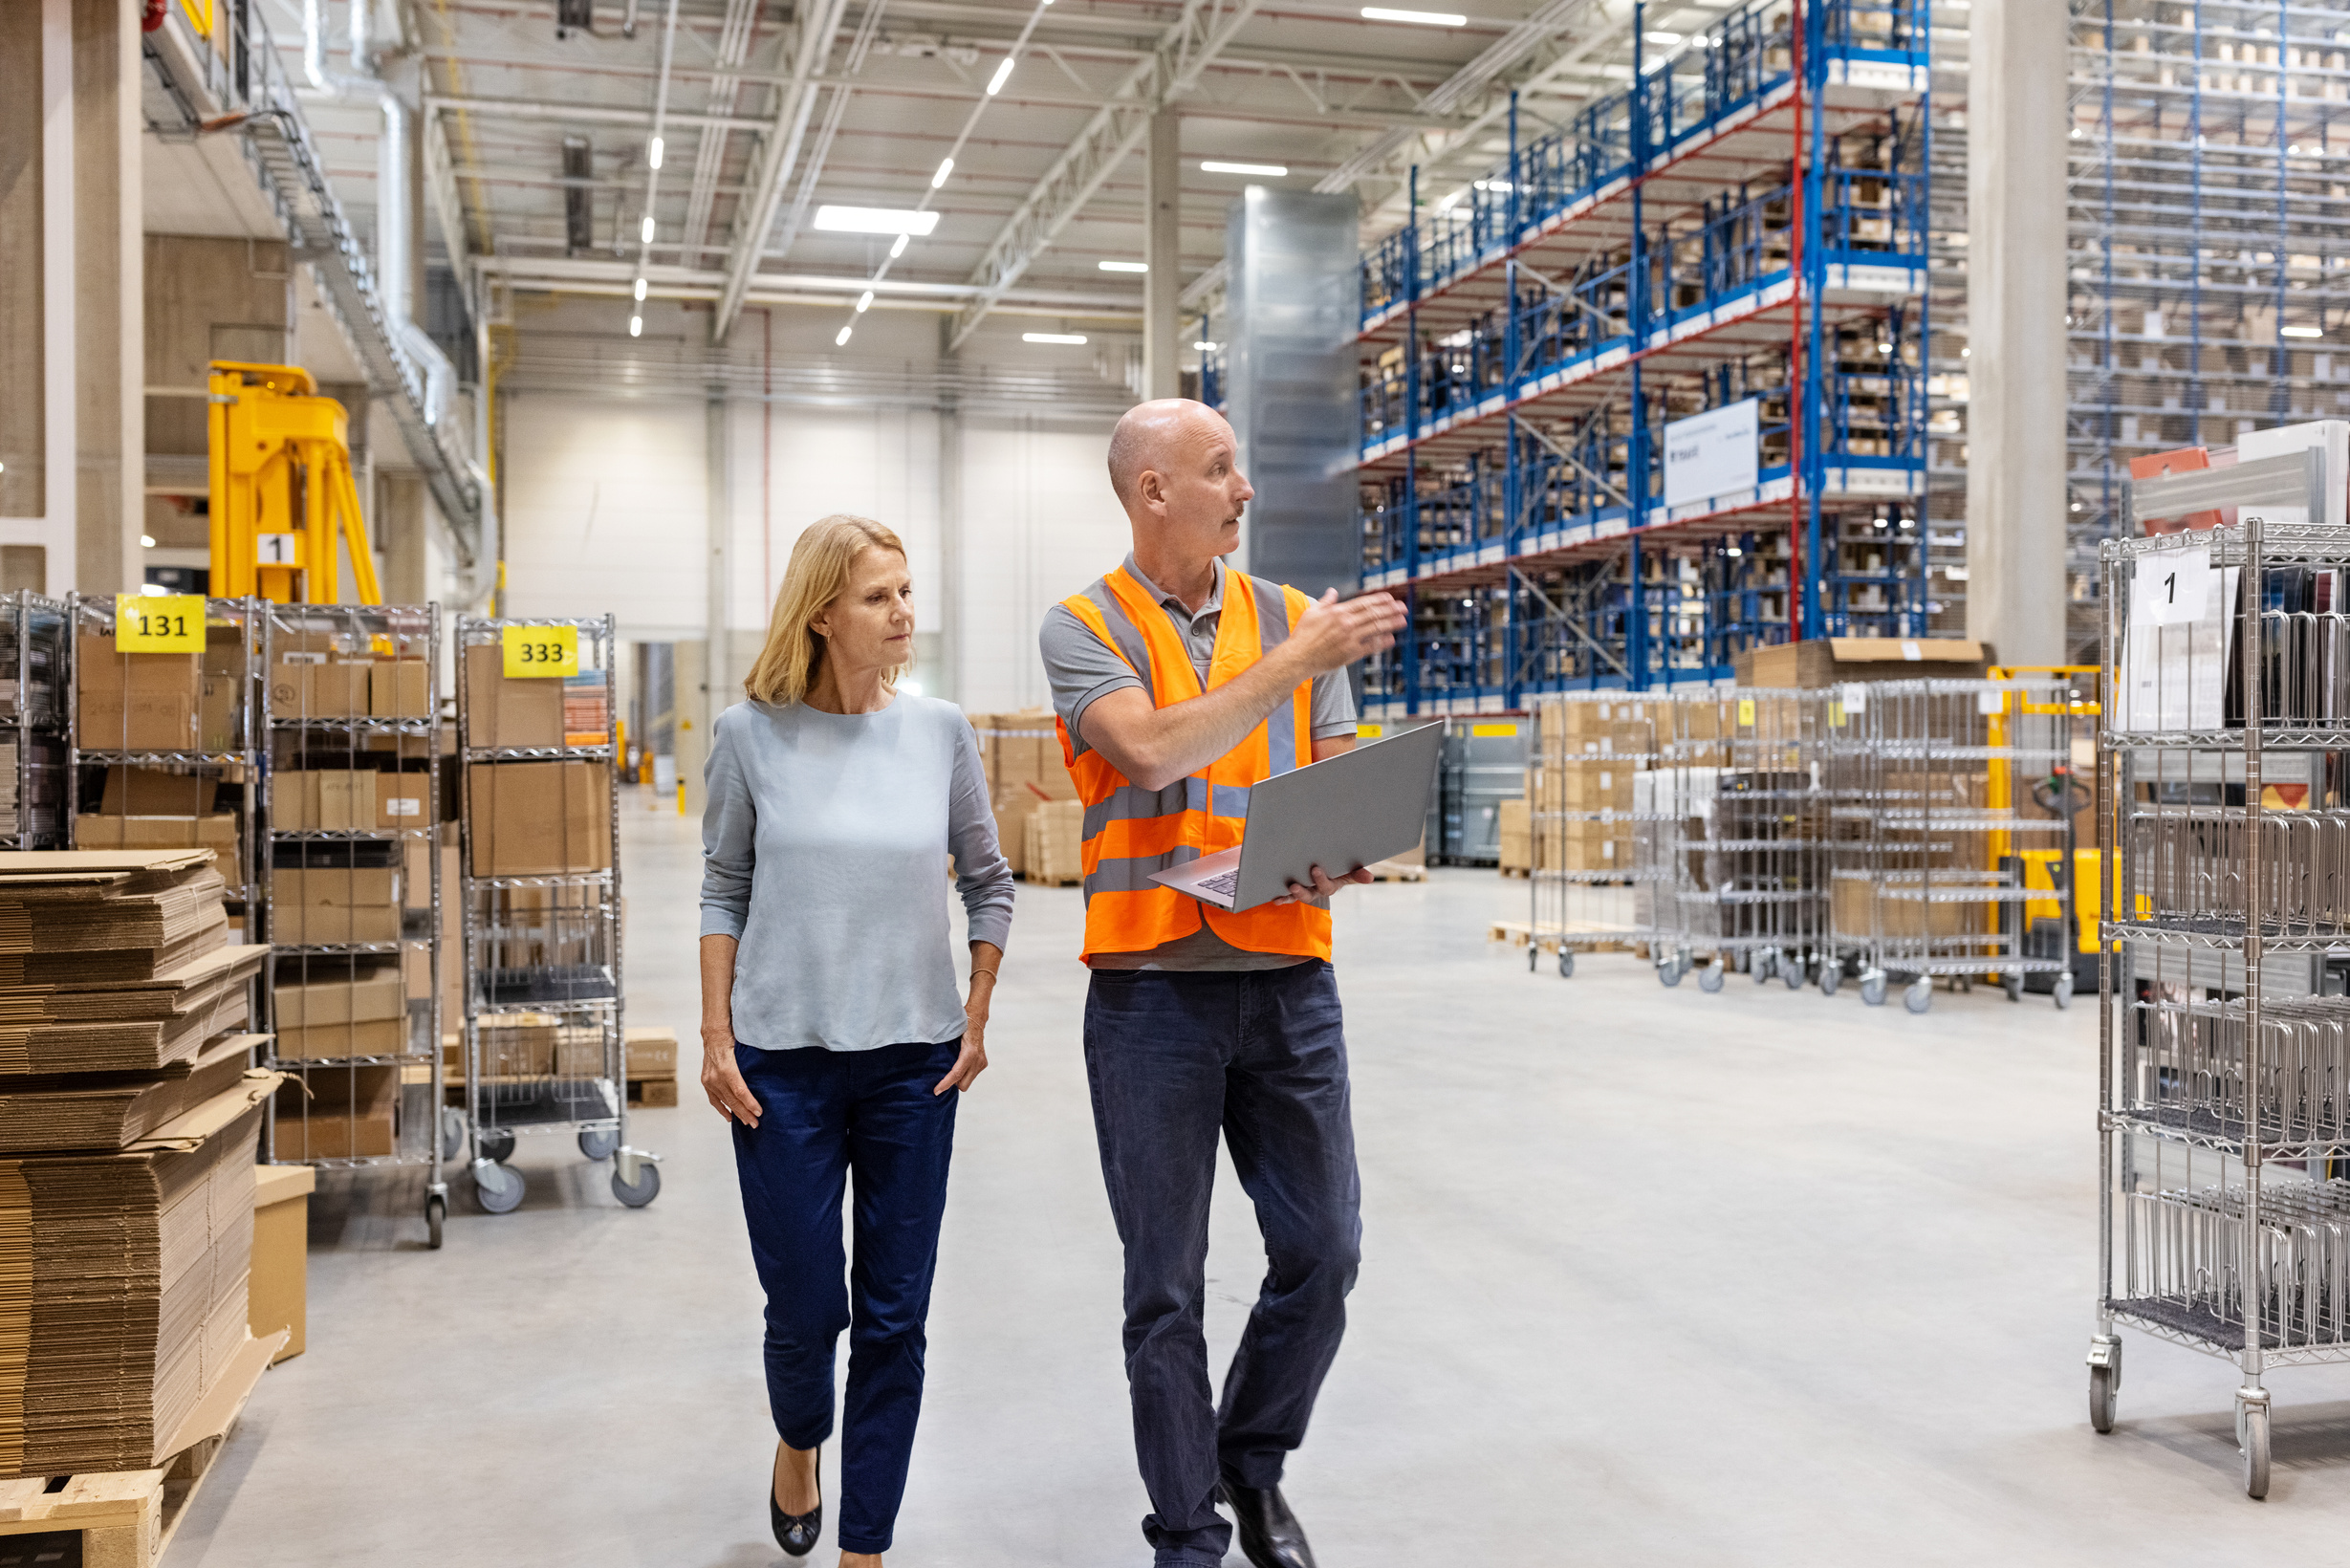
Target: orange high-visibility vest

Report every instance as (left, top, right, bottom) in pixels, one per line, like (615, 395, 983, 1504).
(1054, 564, 1330, 964)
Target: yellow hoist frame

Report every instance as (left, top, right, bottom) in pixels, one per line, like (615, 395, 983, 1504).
(206, 360, 382, 605)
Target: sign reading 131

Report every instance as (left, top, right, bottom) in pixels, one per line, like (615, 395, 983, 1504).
(115, 594, 205, 652)
(502, 623, 579, 678)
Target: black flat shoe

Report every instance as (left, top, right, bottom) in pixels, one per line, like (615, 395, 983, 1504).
(1222, 1478, 1317, 1568)
(770, 1446, 821, 1557)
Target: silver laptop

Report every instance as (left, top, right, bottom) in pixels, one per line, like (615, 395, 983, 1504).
(1150, 721, 1445, 912)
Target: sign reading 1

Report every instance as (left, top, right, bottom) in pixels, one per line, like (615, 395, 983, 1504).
(115, 594, 206, 653)
(502, 623, 579, 678)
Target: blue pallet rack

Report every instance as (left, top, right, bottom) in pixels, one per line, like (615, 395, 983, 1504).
(1354, 0, 1933, 716)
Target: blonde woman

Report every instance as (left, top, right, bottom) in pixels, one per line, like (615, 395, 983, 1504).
(699, 514, 1012, 1568)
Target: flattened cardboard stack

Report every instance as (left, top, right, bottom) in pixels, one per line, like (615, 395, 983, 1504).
(967, 709, 1077, 878)
(0, 850, 274, 1477)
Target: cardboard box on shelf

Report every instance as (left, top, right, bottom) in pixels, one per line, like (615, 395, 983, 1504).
(467, 761, 612, 875)
(552, 1026, 606, 1078)
(1562, 760, 1633, 812)
(376, 773, 430, 829)
(274, 770, 377, 831)
(1738, 637, 1993, 688)
(250, 1163, 313, 1363)
(271, 865, 402, 945)
(403, 834, 461, 911)
(272, 969, 404, 1058)
(624, 1025, 679, 1079)
(447, 1016, 557, 1078)
(464, 643, 565, 749)
(99, 767, 218, 816)
(272, 1064, 398, 1158)
(368, 660, 429, 718)
(74, 813, 241, 884)
(269, 661, 372, 720)
(1498, 799, 1532, 873)
(78, 631, 204, 751)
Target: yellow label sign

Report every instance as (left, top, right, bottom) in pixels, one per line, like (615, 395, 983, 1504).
(1827, 700, 1845, 729)
(1736, 698, 1756, 726)
(115, 595, 205, 652)
(1470, 723, 1518, 737)
(1357, 723, 1384, 738)
(502, 624, 578, 678)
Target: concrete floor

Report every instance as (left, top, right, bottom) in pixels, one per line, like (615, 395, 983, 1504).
(171, 794, 2350, 1566)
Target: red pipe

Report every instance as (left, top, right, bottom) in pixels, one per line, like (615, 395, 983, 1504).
(1786, 0, 1806, 646)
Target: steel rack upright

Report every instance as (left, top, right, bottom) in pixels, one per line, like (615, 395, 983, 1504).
(2092, 449, 2350, 1501)
(454, 614, 657, 1214)
(0, 594, 70, 848)
(255, 602, 451, 1249)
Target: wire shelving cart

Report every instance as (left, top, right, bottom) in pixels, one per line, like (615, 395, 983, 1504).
(0, 593, 70, 849)
(1526, 694, 1663, 978)
(454, 614, 658, 1214)
(255, 602, 451, 1248)
(1821, 675, 2078, 1013)
(1643, 689, 1831, 994)
(2093, 449, 2350, 1500)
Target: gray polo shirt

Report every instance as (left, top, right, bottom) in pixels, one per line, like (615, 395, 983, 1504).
(1038, 553, 1357, 971)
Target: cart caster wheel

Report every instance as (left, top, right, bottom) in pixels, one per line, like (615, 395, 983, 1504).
(471, 1158, 524, 1215)
(1904, 979, 1934, 1015)
(439, 1106, 466, 1164)
(1557, 950, 1574, 979)
(1783, 958, 1805, 991)
(2054, 972, 2075, 1011)
(2089, 1364, 2116, 1433)
(2242, 1402, 2271, 1500)
(1819, 963, 1841, 998)
(425, 1192, 446, 1251)
(1860, 972, 1888, 1008)
(478, 1126, 515, 1165)
(1528, 946, 1537, 972)
(611, 1161, 661, 1209)
(2003, 974, 2024, 1004)
(1699, 960, 1726, 992)
(578, 1127, 619, 1162)
(1753, 948, 1777, 984)
(1659, 959, 1684, 989)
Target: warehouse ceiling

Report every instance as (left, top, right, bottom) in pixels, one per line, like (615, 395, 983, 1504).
(264, 0, 1746, 343)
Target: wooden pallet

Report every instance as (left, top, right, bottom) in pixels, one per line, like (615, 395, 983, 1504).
(0, 1330, 284, 1567)
(1021, 871, 1084, 887)
(1362, 859, 1426, 882)
(626, 1075, 678, 1108)
(1498, 865, 1531, 880)
(1488, 921, 1639, 955)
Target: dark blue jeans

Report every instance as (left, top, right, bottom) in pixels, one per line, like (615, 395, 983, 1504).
(729, 1037, 961, 1556)
(1083, 962, 1362, 1567)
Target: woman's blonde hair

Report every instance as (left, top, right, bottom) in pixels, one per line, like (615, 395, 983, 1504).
(743, 514, 910, 707)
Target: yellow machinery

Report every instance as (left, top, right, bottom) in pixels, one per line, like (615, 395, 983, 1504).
(1986, 665, 2106, 975)
(207, 361, 382, 605)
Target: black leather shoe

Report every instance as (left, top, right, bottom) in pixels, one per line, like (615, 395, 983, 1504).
(1222, 1479, 1317, 1568)
(770, 1446, 821, 1557)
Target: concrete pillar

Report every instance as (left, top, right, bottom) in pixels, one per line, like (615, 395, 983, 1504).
(1965, 0, 2069, 666)
(1143, 107, 1183, 402)
(0, 2, 43, 530)
(73, 0, 142, 596)
(378, 470, 429, 604)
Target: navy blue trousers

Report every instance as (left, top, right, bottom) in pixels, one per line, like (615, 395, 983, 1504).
(1082, 962, 1363, 1567)
(729, 1037, 960, 1556)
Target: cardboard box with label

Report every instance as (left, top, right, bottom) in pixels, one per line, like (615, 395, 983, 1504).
(275, 770, 377, 831)
(272, 865, 402, 945)
(376, 772, 430, 829)
(467, 761, 611, 875)
(270, 660, 373, 720)
(464, 644, 565, 749)
(272, 969, 405, 1058)
(78, 634, 203, 751)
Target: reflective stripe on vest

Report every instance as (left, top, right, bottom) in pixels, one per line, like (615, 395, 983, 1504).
(1053, 565, 1328, 963)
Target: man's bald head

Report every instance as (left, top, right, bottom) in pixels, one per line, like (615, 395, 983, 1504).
(1107, 399, 1227, 512)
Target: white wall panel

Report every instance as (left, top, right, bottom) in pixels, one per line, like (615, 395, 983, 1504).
(500, 395, 707, 638)
(956, 415, 1124, 713)
(737, 403, 942, 632)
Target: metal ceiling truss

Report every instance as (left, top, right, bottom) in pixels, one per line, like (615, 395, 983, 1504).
(711, 0, 858, 339)
(947, 0, 1269, 349)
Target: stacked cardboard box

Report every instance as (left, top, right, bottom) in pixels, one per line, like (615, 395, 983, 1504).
(1534, 701, 1653, 872)
(1023, 799, 1086, 885)
(562, 672, 611, 747)
(625, 1025, 679, 1107)
(463, 644, 562, 749)
(75, 766, 242, 885)
(1733, 637, 1992, 688)
(267, 648, 430, 721)
(1498, 799, 1532, 873)
(467, 763, 611, 875)
(967, 709, 1077, 877)
(0, 850, 274, 1477)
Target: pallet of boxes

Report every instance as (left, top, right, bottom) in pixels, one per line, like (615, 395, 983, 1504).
(967, 710, 1083, 885)
(0, 850, 285, 1563)
(1536, 698, 1653, 881)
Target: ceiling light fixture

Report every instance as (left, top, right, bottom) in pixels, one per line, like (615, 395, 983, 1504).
(815, 206, 942, 235)
(857, 291, 875, 313)
(837, 325, 854, 347)
(889, 232, 911, 258)
(629, 315, 642, 337)
(1193, 340, 1219, 351)
(987, 56, 1015, 94)
(1024, 332, 1087, 345)
(633, 277, 647, 301)
(647, 135, 664, 170)
(1200, 160, 1288, 176)
(1644, 30, 1682, 44)
(140, 534, 156, 549)
(932, 157, 955, 188)
(1360, 7, 1466, 24)
(641, 214, 656, 243)
(1099, 259, 1149, 272)
(2284, 325, 2325, 338)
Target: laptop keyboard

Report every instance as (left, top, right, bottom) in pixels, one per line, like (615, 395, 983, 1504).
(1197, 868, 1242, 900)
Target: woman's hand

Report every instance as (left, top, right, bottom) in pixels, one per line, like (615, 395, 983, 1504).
(702, 1025, 762, 1126)
(935, 952, 998, 1095)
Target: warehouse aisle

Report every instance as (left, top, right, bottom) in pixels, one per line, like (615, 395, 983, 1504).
(172, 795, 2350, 1566)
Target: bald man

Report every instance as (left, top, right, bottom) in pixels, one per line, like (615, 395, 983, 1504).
(1037, 399, 1407, 1568)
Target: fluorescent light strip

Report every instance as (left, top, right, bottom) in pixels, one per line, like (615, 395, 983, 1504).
(633, 277, 647, 301)
(2283, 325, 2325, 338)
(629, 315, 642, 338)
(836, 326, 854, 346)
(1098, 260, 1149, 272)
(1360, 6, 1466, 24)
(1200, 161, 1288, 177)
(641, 214, 656, 243)
(647, 135, 664, 169)
(1024, 332, 1087, 345)
(814, 206, 943, 236)
(931, 157, 955, 188)
(889, 232, 910, 258)
(856, 291, 874, 313)
(987, 56, 1015, 94)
